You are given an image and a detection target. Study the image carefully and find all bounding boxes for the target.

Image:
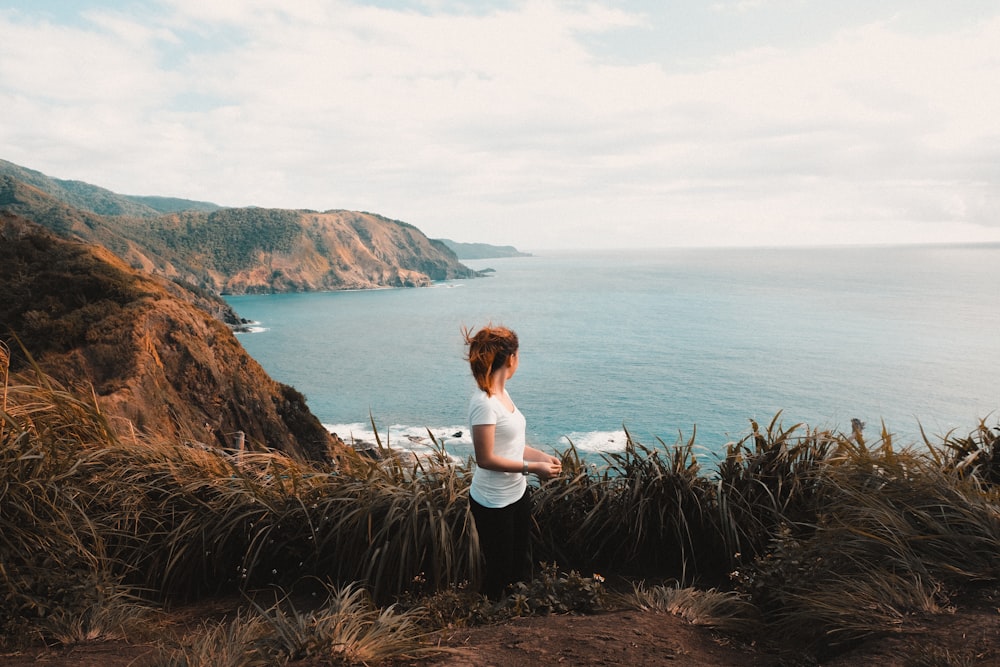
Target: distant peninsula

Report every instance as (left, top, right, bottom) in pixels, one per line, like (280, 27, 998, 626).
(437, 238, 532, 260)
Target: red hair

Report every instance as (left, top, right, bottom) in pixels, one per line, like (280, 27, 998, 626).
(463, 325, 519, 395)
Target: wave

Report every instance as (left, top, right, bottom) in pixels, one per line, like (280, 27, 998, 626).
(324, 422, 632, 461)
(234, 321, 268, 334)
(325, 422, 472, 462)
(559, 430, 629, 453)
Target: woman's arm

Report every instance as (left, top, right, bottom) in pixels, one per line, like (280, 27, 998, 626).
(524, 445, 561, 466)
(472, 425, 561, 478)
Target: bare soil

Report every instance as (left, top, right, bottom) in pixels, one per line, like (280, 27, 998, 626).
(402, 599, 1000, 667)
(4, 592, 1000, 666)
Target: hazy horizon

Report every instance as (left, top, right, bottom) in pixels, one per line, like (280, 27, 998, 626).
(2, 1, 999, 251)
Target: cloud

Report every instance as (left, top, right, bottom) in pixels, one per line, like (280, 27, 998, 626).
(1, 1, 998, 249)
(710, 0, 781, 15)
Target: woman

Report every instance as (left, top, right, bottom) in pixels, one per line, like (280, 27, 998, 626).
(463, 325, 561, 599)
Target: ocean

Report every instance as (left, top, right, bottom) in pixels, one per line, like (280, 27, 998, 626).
(226, 245, 1000, 463)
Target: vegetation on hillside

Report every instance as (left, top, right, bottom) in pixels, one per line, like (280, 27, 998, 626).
(1, 218, 152, 363)
(0, 158, 164, 217)
(3, 344, 1000, 663)
(1, 162, 475, 295)
(152, 208, 302, 274)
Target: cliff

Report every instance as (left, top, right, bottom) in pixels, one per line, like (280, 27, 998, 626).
(0, 160, 475, 295)
(143, 208, 473, 294)
(0, 213, 344, 463)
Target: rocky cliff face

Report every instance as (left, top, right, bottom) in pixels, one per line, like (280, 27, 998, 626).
(150, 208, 473, 294)
(0, 213, 344, 463)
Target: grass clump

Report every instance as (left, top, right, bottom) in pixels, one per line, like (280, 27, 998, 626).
(714, 414, 836, 564)
(0, 344, 132, 644)
(150, 612, 271, 667)
(252, 582, 436, 665)
(533, 431, 723, 582)
(34, 578, 155, 645)
(938, 418, 1000, 486)
(629, 582, 761, 635)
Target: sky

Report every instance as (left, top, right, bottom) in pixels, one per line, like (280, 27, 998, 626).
(2, 1, 999, 251)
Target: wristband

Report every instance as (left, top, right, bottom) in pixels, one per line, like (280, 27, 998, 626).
(522, 461, 528, 476)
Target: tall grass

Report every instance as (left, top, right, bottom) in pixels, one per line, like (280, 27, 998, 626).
(4, 345, 1000, 658)
(533, 430, 723, 581)
(0, 348, 128, 640)
(714, 414, 836, 563)
(734, 433, 1000, 650)
(77, 437, 479, 602)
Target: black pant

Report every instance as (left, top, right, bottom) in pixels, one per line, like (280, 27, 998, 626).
(470, 488, 532, 599)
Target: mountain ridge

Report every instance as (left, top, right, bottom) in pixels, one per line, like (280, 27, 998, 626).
(0, 159, 476, 295)
(0, 158, 220, 215)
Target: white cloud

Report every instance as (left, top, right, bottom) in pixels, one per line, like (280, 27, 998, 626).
(710, 0, 781, 15)
(1, 1, 999, 249)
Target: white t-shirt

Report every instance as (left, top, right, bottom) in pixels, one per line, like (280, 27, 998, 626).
(468, 389, 527, 508)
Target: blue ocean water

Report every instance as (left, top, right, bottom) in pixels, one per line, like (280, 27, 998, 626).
(227, 245, 1000, 461)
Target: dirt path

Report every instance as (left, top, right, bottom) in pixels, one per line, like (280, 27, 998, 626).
(5, 599, 1000, 666)
(412, 610, 766, 666)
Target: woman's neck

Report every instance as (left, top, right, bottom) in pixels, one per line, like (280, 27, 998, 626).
(487, 370, 507, 396)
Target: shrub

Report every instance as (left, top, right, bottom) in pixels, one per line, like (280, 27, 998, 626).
(498, 563, 608, 617)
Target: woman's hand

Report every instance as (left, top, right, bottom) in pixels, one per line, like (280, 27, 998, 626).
(522, 446, 562, 479)
(529, 459, 562, 480)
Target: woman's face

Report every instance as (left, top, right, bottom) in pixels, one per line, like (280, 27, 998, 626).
(507, 349, 519, 378)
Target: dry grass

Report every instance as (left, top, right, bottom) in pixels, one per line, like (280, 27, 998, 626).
(147, 611, 272, 667)
(252, 583, 438, 664)
(628, 583, 761, 635)
(4, 347, 1000, 660)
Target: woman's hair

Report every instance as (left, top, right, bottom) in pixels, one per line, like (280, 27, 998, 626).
(463, 325, 519, 395)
